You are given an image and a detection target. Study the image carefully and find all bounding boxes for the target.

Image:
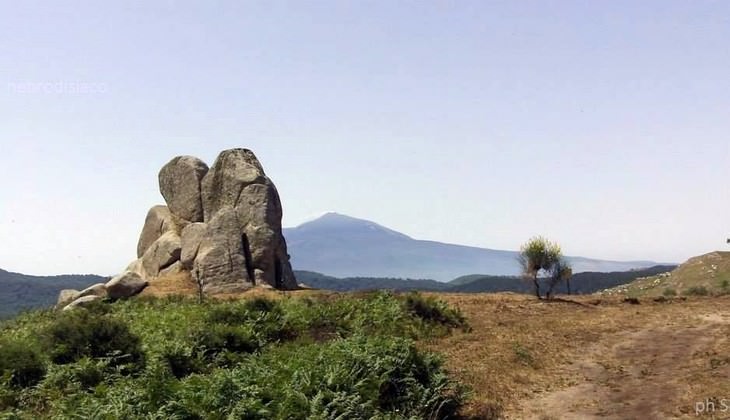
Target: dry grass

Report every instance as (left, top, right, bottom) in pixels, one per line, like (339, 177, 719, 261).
(425, 293, 730, 419)
(138, 271, 199, 297)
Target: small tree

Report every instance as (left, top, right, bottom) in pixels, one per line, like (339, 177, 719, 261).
(518, 236, 562, 300)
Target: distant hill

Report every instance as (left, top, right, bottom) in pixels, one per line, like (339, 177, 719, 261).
(295, 271, 449, 292)
(296, 265, 675, 294)
(603, 251, 730, 297)
(284, 212, 662, 281)
(0, 269, 105, 318)
(448, 265, 677, 294)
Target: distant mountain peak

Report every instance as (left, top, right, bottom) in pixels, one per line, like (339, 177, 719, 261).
(291, 212, 412, 240)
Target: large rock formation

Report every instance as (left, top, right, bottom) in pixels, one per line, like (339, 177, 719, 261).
(56, 148, 297, 310)
(131, 149, 297, 293)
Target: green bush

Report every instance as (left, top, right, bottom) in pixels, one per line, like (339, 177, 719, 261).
(193, 323, 260, 357)
(42, 310, 144, 369)
(0, 340, 46, 388)
(403, 292, 467, 329)
(684, 286, 709, 296)
(662, 288, 677, 297)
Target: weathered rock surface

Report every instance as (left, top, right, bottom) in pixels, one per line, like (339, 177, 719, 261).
(137, 205, 180, 258)
(192, 208, 252, 293)
(141, 231, 182, 278)
(159, 156, 209, 222)
(197, 149, 297, 290)
(180, 222, 206, 269)
(201, 149, 267, 221)
(77, 283, 108, 299)
(106, 271, 148, 299)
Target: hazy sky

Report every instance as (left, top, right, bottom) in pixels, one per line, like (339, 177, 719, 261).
(1, 1, 729, 275)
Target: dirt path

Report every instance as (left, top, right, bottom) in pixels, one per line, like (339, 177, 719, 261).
(509, 310, 730, 420)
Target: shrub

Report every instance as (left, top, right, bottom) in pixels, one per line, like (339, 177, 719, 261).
(206, 299, 298, 347)
(0, 340, 46, 388)
(403, 292, 467, 329)
(662, 288, 677, 297)
(42, 310, 144, 369)
(193, 324, 260, 357)
(513, 343, 537, 368)
(159, 342, 204, 379)
(244, 296, 279, 313)
(684, 286, 709, 296)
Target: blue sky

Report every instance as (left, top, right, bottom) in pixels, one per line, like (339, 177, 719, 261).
(1, 1, 728, 275)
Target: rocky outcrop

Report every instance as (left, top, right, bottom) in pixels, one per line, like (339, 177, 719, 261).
(57, 148, 297, 310)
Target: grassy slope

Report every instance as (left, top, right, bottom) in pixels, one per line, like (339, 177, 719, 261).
(0, 290, 468, 419)
(602, 251, 730, 297)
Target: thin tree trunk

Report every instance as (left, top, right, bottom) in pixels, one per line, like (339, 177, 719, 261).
(533, 274, 541, 299)
(566, 278, 572, 295)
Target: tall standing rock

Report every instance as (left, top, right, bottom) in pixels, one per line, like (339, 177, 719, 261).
(200, 148, 297, 290)
(159, 156, 209, 222)
(192, 208, 253, 293)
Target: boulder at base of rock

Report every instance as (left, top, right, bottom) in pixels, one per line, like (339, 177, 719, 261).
(63, 295, 103, 311)
(159, 156, 209, 222)
(57, 289, 80, 308)
(77, 283, 108, 299)
(106, 271, 148, 299)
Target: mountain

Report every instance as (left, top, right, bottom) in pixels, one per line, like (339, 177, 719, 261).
(0, 269, 105, 318)
(284, 212, 661, 281)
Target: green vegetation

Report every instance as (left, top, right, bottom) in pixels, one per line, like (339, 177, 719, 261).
(662, 288, 677, 297)
(684, 286, 710, 296)
(518, 236, 572, 299)
(0, 291, 468, 419)
(0, 269, 104, 319)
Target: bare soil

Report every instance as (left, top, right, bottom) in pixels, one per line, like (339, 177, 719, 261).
(429, 294, 730, 419)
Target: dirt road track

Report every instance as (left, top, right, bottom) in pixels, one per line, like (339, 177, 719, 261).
(510, 309, 730, 419)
